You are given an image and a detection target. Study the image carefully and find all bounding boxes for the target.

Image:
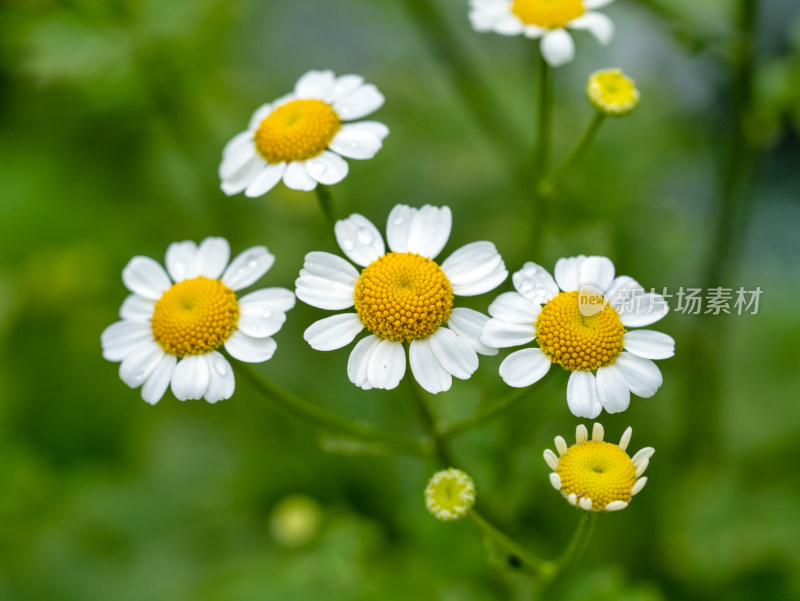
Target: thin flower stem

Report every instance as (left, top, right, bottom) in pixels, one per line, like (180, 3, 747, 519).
(408, 379, 457, 466)
(314, 184, 339, 228)
(441, 386, 534, 440)
(234, 362, 427, 454)
(535, 511, 598, 593)
(469, 510, 555, 577)
(530, 52, 553, 260)
(541, 113, 606, 198)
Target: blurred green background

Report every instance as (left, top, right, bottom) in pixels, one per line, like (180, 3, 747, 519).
(2, 0, 800, 599)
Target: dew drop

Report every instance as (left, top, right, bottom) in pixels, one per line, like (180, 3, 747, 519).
(310, 162, 326, 174)
(261, 310, 273, 319)
(214, 360, 228, 376)
(356, 228, 373, 245)
(342, 239, 355, 251)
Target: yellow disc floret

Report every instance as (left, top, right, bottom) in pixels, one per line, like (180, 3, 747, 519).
(587, 69, 640, 116)
(535, 290, 625, 371)
(424, 468, 476, 522)
(556, 440, 636, 508)
(511, 0, 585, 29)
(151, 277, 239, 357)
(254, 99, 341, 164)
(354, 252, 453, 342)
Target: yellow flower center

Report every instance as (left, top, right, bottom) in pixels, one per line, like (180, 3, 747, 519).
(354, 252, 453, 342)
(587, 70, 640, 115)
(254, 99, 341, 164)
(535, 291, 625, 371)
(425, 469, 476, 522)
(511, 0, 585, 29)
(151, 277, 239, 357)
(556, 440, 636, 508)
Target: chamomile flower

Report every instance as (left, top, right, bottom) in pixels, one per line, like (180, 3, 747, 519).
(220, 70, 389, 198)
(587, 68, 640, 116)
(425, 468, 477, 522)
(295, 205, 507, 393)
(469, 0, 616, 67)
(481, 256, 674, 418)
(101, 237, 295, 404)
(544, 423, 653, 512)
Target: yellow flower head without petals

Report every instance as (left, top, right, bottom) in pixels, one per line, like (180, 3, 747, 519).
(425, 468, 476, 522)
(587, 69, 640, 117)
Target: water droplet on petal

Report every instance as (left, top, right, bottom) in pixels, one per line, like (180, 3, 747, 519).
(356, 228, 373, 245)
(261, 310, 273, 319)
(310, 161, 326, 174)
(342, 239, 355, 251)
(214, 360, 228, 376)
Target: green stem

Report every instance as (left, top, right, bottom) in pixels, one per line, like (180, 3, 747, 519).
(442, 386, 534, 440)
(554, 512, 597, 572)
(234, 363, 427, 454)
(314, 184, 339, 228)
(541, 113, 606, 198)
(469, 510, 555, 577)
(530, 51, 553, 260)
(408, 380, 456, 466)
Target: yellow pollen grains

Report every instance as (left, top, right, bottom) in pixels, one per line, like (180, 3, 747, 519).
(254, 99, 341, 164)
(511, 0, 585, 29)
(535, 290, 625, 371)
(587, 69, 640, 116)
(556, 441, 636, 508)
(151, 277, 239, 357)
(354, 252, 454, 342)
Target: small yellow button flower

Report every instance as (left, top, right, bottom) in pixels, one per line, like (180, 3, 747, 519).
(544, 423, 653, 512)
(425, 468, 477, 522)
(587, 69, 640, 116)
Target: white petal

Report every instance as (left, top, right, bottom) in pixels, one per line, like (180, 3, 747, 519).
(578, 256, 615, 292)
(604, 500, 628, 512)
(367, 339, 406, 390)
(247, 104, 274, 130)
(119, 295, 155, 322)
(122, 256, 171, 301)
(555, 436, 568, 456)
(295, 275, 355, 310)
(488, 291, 541, 324)
(220, 154, 266, 196)
(141, 353, 176, 405)
(196, 237, 231, 279)
(596, 364, 631, 413)
(304, 313, 364, 351)
(294, 69, 336, 99)
(238, 305, 287, 338)
(238, 287, 296, 314)
(300, 251, 360, 287)
(554, 255, 586, 292)
(543, 449, 560, 471)
(499, 348, 552, 387)
(523, 25, 547, 38)
(549, 472, 562, 490)
(203, 352, 235, 403)
(219, 143, 257, 180)
(170, 355, 210, 401)
(333, 83, 385, 120)
(512, 262, 559, 304)
(480, 318, 535, 348)
(579, 497, 593, 511)
(327, 74, 365, 102)
(584, 0, 615, 8)
(283, 161, 317, 191)
(632, 477, 647, 496)
(329, 122, 389, 160)
(101, 321, 152, 361)
(607, 276, 644, 310)
(223, 130, 256, 157)
(592, 423, 604, 441)
(347, 335, 382, 390)
(619, 426, 633, 451)
(334, 214, 385, 267)
(576, 424, 589, 443)
(224, 331, 277, 363)
(540, 29, 575, 67)
(221, 246, 275, 291)
(119, 340, 164, 388)
(392, 204, 452, 260)
(165, 241, 199, 282)
(492, 15, 525, 35)
(619, 293, 670, 327)
(409, 338, 452, 394)
(305, 151, 349, 185)
(632, 447, 655, 467)
(441, 241, 507, 296)
(566, 371, 603, 419)
(614, 352, 663, 398)
(244, 162, 286, 198)
(447, 307, 497, 356)
(429, 327, 479, 380)
(623, 330, 675, 360)
(568, 12, 614, 45)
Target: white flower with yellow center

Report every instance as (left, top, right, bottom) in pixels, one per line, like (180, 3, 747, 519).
(101, 237, 295, 404)
(544, 423, 653, 512)
(295, 204, 507, 393)
(425, 468, 477, 522)
(481, 256, 674, 418)
(220, 70, 389, 198)
(469, 0, 616, 67)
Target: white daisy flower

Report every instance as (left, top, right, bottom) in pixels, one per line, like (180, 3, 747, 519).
(295, 205, 507, 393)
(481, 255, 674, 418)
(101, 237, 295, 404)
(468, 0, 616, 67)
(220, 70, 389, 198)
